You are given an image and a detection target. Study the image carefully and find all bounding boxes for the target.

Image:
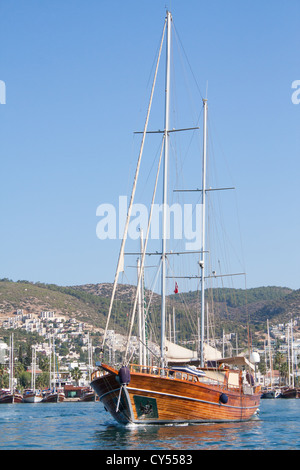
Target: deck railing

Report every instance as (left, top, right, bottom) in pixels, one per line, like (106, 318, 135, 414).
(129, 364, 228, 388)
(91, 369, 109, 381)
(91, 364, 245, 392)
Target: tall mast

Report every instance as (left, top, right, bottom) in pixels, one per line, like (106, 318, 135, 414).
(31, 346, 35, 390)
(49, 336, 52, 389)
(200, 98, 208, 367)
(140, 229, 147, 367)
(10, 334, 14, 392)
(53, 336, 55, 391)
(88, 333, 93, 382)
(291, 320, 294, 388)
(161, 10, 172, 369)
(267, 319, 273, 387)
(137, 257, 143, 364)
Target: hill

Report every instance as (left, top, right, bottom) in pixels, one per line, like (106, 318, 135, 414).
(0, 279, 297, 342)
(249, 288, 300, 323)
(169, 286, 294, 325)
(0, 279, 108, 329)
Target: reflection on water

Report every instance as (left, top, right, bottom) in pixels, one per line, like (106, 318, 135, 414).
(94, 400, 300, 450)
(94, 418, 263, 450)
(0, 401, 299, 449)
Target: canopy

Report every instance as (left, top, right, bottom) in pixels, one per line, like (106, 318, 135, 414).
(216, 355, 255, 371)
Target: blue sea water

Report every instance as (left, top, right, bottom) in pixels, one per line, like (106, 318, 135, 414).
(0, 399, 299, 450)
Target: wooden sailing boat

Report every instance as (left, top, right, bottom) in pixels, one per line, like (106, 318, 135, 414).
(23, 346, 43, 403)
(0, 334, 22, 404)
(42, 336, 64, 403)
(261, 320, 280, 398)
(281, 320, 299, 398)
(80, 334, 96, 401)
(91, 11, 261, 424)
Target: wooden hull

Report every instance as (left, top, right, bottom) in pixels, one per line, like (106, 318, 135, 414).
(280, 388, 298, 399)
(42, 392, 65, 403)
(0, 392, 23, 404)
(91, 364, 261, 425)
(80, 391, 97, 402)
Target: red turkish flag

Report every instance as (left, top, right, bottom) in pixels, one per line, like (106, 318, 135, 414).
(174, 282, 178, 294)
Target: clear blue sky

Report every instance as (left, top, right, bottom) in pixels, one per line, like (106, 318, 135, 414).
(0, 0, 299, 290)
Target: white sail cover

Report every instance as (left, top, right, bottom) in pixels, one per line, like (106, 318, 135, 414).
(165, 339, 222, 363)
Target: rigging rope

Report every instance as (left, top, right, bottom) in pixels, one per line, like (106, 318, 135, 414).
(101, 18, 167, 354)
(124, 137, 165, 363)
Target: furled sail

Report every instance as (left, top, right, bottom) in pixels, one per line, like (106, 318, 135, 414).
(165, 339, 222, 364)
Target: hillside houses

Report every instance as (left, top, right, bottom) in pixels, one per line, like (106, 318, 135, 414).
(0, 308, 101, 389)
(2, 309, 87, 339)
(1, 304, 300, 390)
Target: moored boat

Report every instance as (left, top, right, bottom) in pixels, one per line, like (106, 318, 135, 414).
(81, 335, 96, 401)
(0, 334, 23, 404)
(23, 388, 43, 403)
(41, 336, 65, 402)
(80, 387, 96, 402)
(0, 389, 23, 404)
(280, 387, 298, 399)
(261, 388, 281, 399)
(42, 388, 65, 403)
(23, 346, 43, 403)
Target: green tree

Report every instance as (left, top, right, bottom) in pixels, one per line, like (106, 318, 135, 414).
(39, 356, 50, 372)
(274, 352, 285, 371)
(36, 372, 50, 389)
(71, 366, 82, 385)
(18, 371, 31, 389)
(58, 343, 69, 357)
(279, 362, 289, 385)
(258, 361, 267, 376)
(14, 360, 25, 377)
(0, 365, 9, 389)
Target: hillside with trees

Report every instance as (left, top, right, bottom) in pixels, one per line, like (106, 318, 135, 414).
(0, 279, 297, 349)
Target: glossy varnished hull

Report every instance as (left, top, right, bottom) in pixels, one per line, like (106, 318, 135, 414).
(91, 365, 260, 425)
